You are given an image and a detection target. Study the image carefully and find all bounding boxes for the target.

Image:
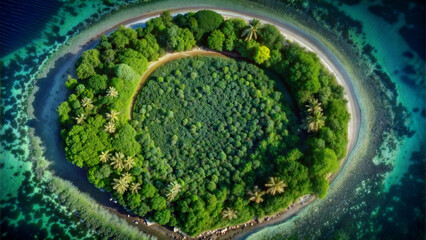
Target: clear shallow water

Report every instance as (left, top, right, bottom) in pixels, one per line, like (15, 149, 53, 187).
(1, 0, 424, 239)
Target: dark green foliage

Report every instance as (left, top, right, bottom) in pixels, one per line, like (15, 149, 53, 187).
(59, 10, 349, 236)
(258, 24, 285, 50)
(87, 74, 108, 92)
(154, 209, 171, 225)
(163, 25, 196, 51)
(133, 56, 297, 234)
(194, 10, 224, 41)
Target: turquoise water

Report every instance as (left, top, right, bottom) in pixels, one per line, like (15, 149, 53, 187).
(1, 0, 424, 239)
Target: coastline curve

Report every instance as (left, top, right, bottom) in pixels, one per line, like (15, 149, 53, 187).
(29, 5, 361, 240)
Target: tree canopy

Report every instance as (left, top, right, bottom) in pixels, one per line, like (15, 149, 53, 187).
(59, 10, 349, 237)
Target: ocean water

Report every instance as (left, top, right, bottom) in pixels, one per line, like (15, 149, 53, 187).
(1, 0, 424, 239)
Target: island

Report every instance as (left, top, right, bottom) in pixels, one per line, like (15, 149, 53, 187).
(57, 10, 349, 237)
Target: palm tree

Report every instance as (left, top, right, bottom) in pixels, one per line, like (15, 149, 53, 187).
(81, 97, 93, 109)
(129, 182, 141, 194)
(166, 181, 182, 202)
(265, 177, 287, 195)
(222, 208, 238, 220)
(248, 186, 265, 204)
(106, 110, 120, 123)
(305, 98, 323, 114)
(104, 121, 116, 133)
(242, 19, 261, 41)
(112, 177, 129, 195)
(74, 113, 85, 124)
(107, 87, 118, 98)
(303, 111, 326, 133)
(122, 172, 133, 183)
(123, 156, 135, 171)
(99, 150, 111, 163)
(110, 152, 125, 171)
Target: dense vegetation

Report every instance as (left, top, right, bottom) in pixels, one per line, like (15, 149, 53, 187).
(58, 10, 349, 236)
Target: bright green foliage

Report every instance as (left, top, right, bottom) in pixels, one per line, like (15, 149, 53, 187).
(115, 63, 139, 82)
(64, 115, 111, 168)
(312, 176, 329, 199)
(58, 102, 72, 125)
(113, 124, 141, 157)
(141, 183, 156, 198)
(131, 33, 161, 61)
(253, 45, 271, 64)
(65, 76, 78, 89)
(311, 148, 339, 177)
(76, 49, 101, 80)
(110, 29, 130, 49)
(207, 30, 225, 51)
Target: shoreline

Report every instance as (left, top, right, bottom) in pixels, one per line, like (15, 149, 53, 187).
(28, 6, 361, 240)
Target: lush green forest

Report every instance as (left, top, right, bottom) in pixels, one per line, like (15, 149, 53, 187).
(58, 10, 349, 236)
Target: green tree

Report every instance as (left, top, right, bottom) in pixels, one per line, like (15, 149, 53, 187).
(253, 45, 270, 64)
(87, 74, 108, 92)
(311, 148, 338, 177)
(106, 110, 120, 123)
(141, 183, 156, 198)
(194, 10, 224, 41)
(242, 19, 261, 41)
(110, 152, 125, 171)
(112, 124, 141, 156)
(58, 102, 72, 124)
(207, 30, 225, 51)
(166, 181, 182, 201)
(303, 111, 326, 133)
(115, 63, 139, 81)
(151, 194, 167, 210)
(112, 176, 129, 194)
(222, 208, 237, 220)
(154, 209, 171, 225)
(248, 186, 265, 204)
(129, 182, 141, 194)
(99, 150, 111, 163)
(265, 177, 287, 195)
(104, 121, 116, 134)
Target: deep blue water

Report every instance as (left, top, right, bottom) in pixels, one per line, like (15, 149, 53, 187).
(0, 0, 424, 239)
(0, 0, 63, 57)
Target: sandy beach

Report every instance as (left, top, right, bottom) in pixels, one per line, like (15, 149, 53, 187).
(30, 6, 361, 240)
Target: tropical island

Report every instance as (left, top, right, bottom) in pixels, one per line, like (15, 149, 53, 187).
(57, 10, 349, 236)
